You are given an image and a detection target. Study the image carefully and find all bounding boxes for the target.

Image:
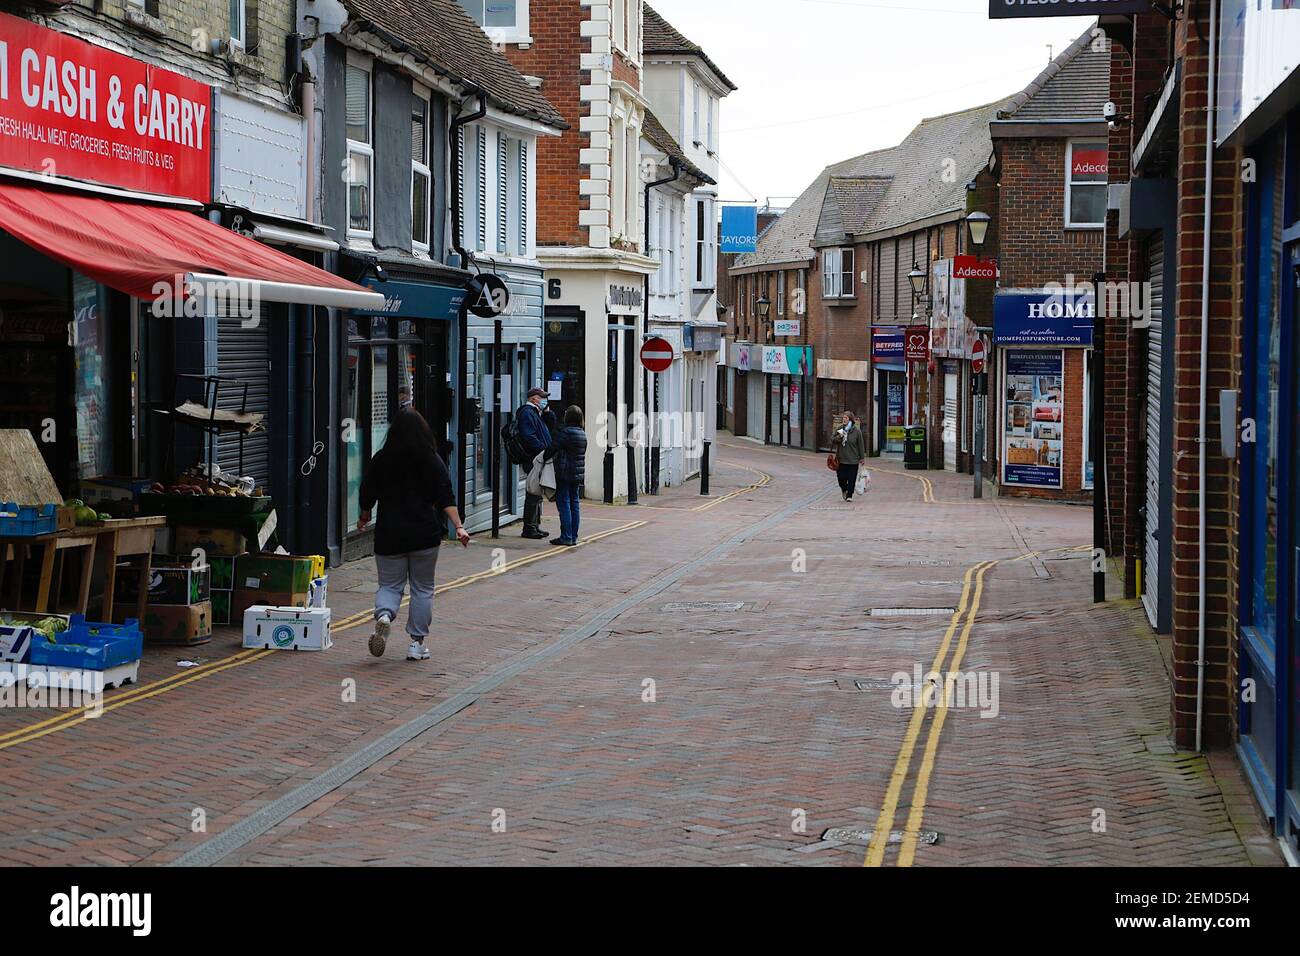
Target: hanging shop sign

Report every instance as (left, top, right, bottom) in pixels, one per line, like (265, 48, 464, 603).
(732, 342, 754, 372)
(872, 327, 905, 362)
(353, 278, 466, 320)
(0, 13, 213, 201)
(761, 345, 812, 376)
(994, 289, 1094, 346)
(466, 273, 511, 318)
(905, 326, 930, 363)
(988, 1, 1150, 19)
(774, 319, 801, 337)
(683, 323, 723, 353)
(1217, 0, 1300, 144)
(953, 256, 998, 281)
(720, 205, 759, 253)
(1003, 349, 1065, 489)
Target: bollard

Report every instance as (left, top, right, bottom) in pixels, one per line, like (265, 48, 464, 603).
(700, 439, 711, 496)
(627, 444, 638, 504)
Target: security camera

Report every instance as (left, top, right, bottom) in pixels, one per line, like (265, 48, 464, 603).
(1103, 101, 1118, 120)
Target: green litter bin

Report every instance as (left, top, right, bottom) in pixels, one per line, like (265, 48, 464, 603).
(904, 426, 928, 471)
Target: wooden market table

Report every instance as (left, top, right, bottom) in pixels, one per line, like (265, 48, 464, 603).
(0, 516, 165, 618)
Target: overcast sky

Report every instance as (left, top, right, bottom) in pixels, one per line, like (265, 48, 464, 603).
(647, 0, 1099, 207)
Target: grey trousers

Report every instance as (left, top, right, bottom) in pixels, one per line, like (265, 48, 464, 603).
(374, 546, 440, 640)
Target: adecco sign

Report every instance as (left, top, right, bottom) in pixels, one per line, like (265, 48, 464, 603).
(989, 0, 1150, 18)
(0, 13, 212, 201)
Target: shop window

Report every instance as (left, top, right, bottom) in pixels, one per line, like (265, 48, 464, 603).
(412, 91, 431, 253)
(127, 0, 161, 18)
(694, 196, 714, 288)
(457, 0, 530, 43)
(1066, 140, 1107, 229)
(777, 271, 786, 316)
(346, 57, 373, 238)
(822, 248, 854, 299)
(228, 0, 258, 54)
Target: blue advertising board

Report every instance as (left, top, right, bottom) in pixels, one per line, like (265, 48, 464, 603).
(1002, 349, 1065, 489)
(352, 278, 466, 320)
(720, 205, 759, 254)
(994, 289, 1094, 346)
(872, 327, 905, 361)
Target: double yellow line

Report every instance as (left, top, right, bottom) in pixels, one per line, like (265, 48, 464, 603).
(692, 462, 772, 513)
(0, 520, 646, 752)
(864, 558, 994, 867)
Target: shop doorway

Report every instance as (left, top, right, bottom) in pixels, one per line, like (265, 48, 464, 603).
(877, 368, 906, 455)
(544, 307, 584, 416)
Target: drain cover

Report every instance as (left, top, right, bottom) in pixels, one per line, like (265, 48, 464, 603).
(660, 602, 745, 613)
(852, 679, 897, 691)
(866, 607, 957, 617)
(821, 826, 939, 847)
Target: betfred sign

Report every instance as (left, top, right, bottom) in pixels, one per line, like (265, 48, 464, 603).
(989, 0, 1150, 18)
(0, 13, 212, 201)
(953, 256, 998, 281)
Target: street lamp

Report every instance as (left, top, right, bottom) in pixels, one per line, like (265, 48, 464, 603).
(907, 264, 927, 298)
(965, 211, 991, 255)
(756, 295, 771, 319)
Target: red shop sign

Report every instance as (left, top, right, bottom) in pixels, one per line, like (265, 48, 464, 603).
(905, 326, 930, 363)
(1071, 147, 1109, 178)
(953, 255, 998, 281)
(0, 13, 212, 201)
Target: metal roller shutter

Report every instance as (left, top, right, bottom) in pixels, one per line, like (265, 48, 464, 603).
(943, 368, 958, 471)
(1142, 234, 1164, 628)
(746, 371, 765, 441)
(215, 304, 271, 488)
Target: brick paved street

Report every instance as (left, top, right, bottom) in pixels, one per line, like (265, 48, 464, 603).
(0, 437, 1280, 867)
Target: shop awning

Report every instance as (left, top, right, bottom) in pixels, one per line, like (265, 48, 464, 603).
(0, 181, 384, 311)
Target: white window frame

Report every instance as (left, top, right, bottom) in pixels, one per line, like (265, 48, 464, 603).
(1065, 139, 1107, 230)
(229, 0, 246, 48)
(345, 52, 374, 241)
(613, 0, 638, 61)
(625, 122, 639, 245)
(821, 248, 854, 299)
(411, 85, 432, 255)
(707, 95, 715, 152)
(612, 114, 627, 237)
(460, 0, 532, 46)
(693, 82, 701, 146)
(777, 270, 785, 316)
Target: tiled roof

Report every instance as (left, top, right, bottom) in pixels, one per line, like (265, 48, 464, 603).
(642, 109, 716, 185)
(340, 0, 566, 128)
(643, 5, 738, 92)
(997, 28, 1110, 124)
(815, 175, 893, 244)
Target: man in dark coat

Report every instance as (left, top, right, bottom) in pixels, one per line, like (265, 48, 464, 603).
(518, 387, 553, 539)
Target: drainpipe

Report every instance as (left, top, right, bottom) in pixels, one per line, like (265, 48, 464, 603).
(644, 159, 683, 494)
(450, 91, 488, 519)
(1196, 0, 1219, 754)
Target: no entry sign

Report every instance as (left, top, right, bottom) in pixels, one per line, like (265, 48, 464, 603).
(640, 336, 674, 373)
(972, 338, 986, 375)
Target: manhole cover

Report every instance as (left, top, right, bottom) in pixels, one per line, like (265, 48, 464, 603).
(821, 826, 939, 847)
(866, 607, 957, 617)
(852, 679, 897, 691)
(894, 560, 952, 567)
(660, 602, 745, 613)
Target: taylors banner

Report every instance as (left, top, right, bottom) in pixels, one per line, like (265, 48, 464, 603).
(989, 1, 1150, 18)
(1003, 349, 1065, 489)
(0, 13, 212, 201)
(994, 288, 1094, 346)
(719, 205, 759, 254)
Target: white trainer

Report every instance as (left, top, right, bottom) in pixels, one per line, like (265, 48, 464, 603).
(369, 613, 392, 658)
(407, 641, 431, 661)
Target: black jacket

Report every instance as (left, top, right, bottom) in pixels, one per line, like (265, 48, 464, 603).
(359, 445, 456, 556)
(551, 425, 588, 485)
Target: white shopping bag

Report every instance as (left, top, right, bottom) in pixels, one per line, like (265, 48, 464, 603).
(857, 467, 871, 495)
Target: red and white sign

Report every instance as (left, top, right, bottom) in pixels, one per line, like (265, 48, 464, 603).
(971, 338, 985, 375)
(905, 326, 930, 363)
(0, 13, 212, 201)
(640, 336, 675, 373)
(953, 255, 998, 281)
(1070, 147, 1109, 179)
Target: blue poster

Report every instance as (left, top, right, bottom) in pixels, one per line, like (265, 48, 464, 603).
(1003, 349, 1065, 488)
(872, 327, 905, 361)
(994, 290, 1093, 346)
(720, 205, 759, 254)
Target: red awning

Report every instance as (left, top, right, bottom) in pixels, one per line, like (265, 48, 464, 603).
(0, 181, 384, 311)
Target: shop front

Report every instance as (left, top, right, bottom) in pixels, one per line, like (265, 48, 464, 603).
(992, 289, 1093, 503)
(762, 345, 813, 449)
(872, 327, 907, 455)
(682, 321, 724, 474)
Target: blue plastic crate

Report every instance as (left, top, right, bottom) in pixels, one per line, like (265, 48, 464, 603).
(29, 615, 143, 671)
(0, 503, 57, 537)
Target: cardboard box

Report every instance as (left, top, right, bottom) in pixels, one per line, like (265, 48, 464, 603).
(209, 555, 235, 591)
(231, 588, 308, 622)
(0, 624, 36, 663)
(308, 576, 328, 609)
(211, 589, 232, 625)
(236, 554, 313, 594)
(115, 560, 210, 606)
(243, 606, 332, 652)
(174, 526, 248, 557)
(136, 602, 212, 644)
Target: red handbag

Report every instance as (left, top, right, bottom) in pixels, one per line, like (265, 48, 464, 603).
(826, 453, 840, 471)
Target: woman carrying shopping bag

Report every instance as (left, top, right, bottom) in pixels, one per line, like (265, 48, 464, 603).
(835, 410, 867, 501)
(358, 408, 470, 662)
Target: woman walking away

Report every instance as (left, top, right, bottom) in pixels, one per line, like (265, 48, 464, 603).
(358, 408, 471, 661)
(836, 410, 866, 501)
(550, 406, 588, 547)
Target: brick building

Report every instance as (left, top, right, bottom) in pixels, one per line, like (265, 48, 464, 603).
(1090, 1, 1299, 852)
(501, 0, 660, 503)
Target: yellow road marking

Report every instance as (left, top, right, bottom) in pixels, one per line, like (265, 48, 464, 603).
(692, 462, 772, 512)
(863, 560, 991, 867)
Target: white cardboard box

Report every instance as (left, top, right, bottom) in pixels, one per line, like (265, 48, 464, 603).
(243, 606, 332, 651)
(308, 575, 328, 609)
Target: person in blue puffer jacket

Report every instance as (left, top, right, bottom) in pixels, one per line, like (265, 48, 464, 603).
(548, 406, 588, 547)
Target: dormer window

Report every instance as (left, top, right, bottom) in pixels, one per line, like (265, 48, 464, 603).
(457, 0, 531, 45)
